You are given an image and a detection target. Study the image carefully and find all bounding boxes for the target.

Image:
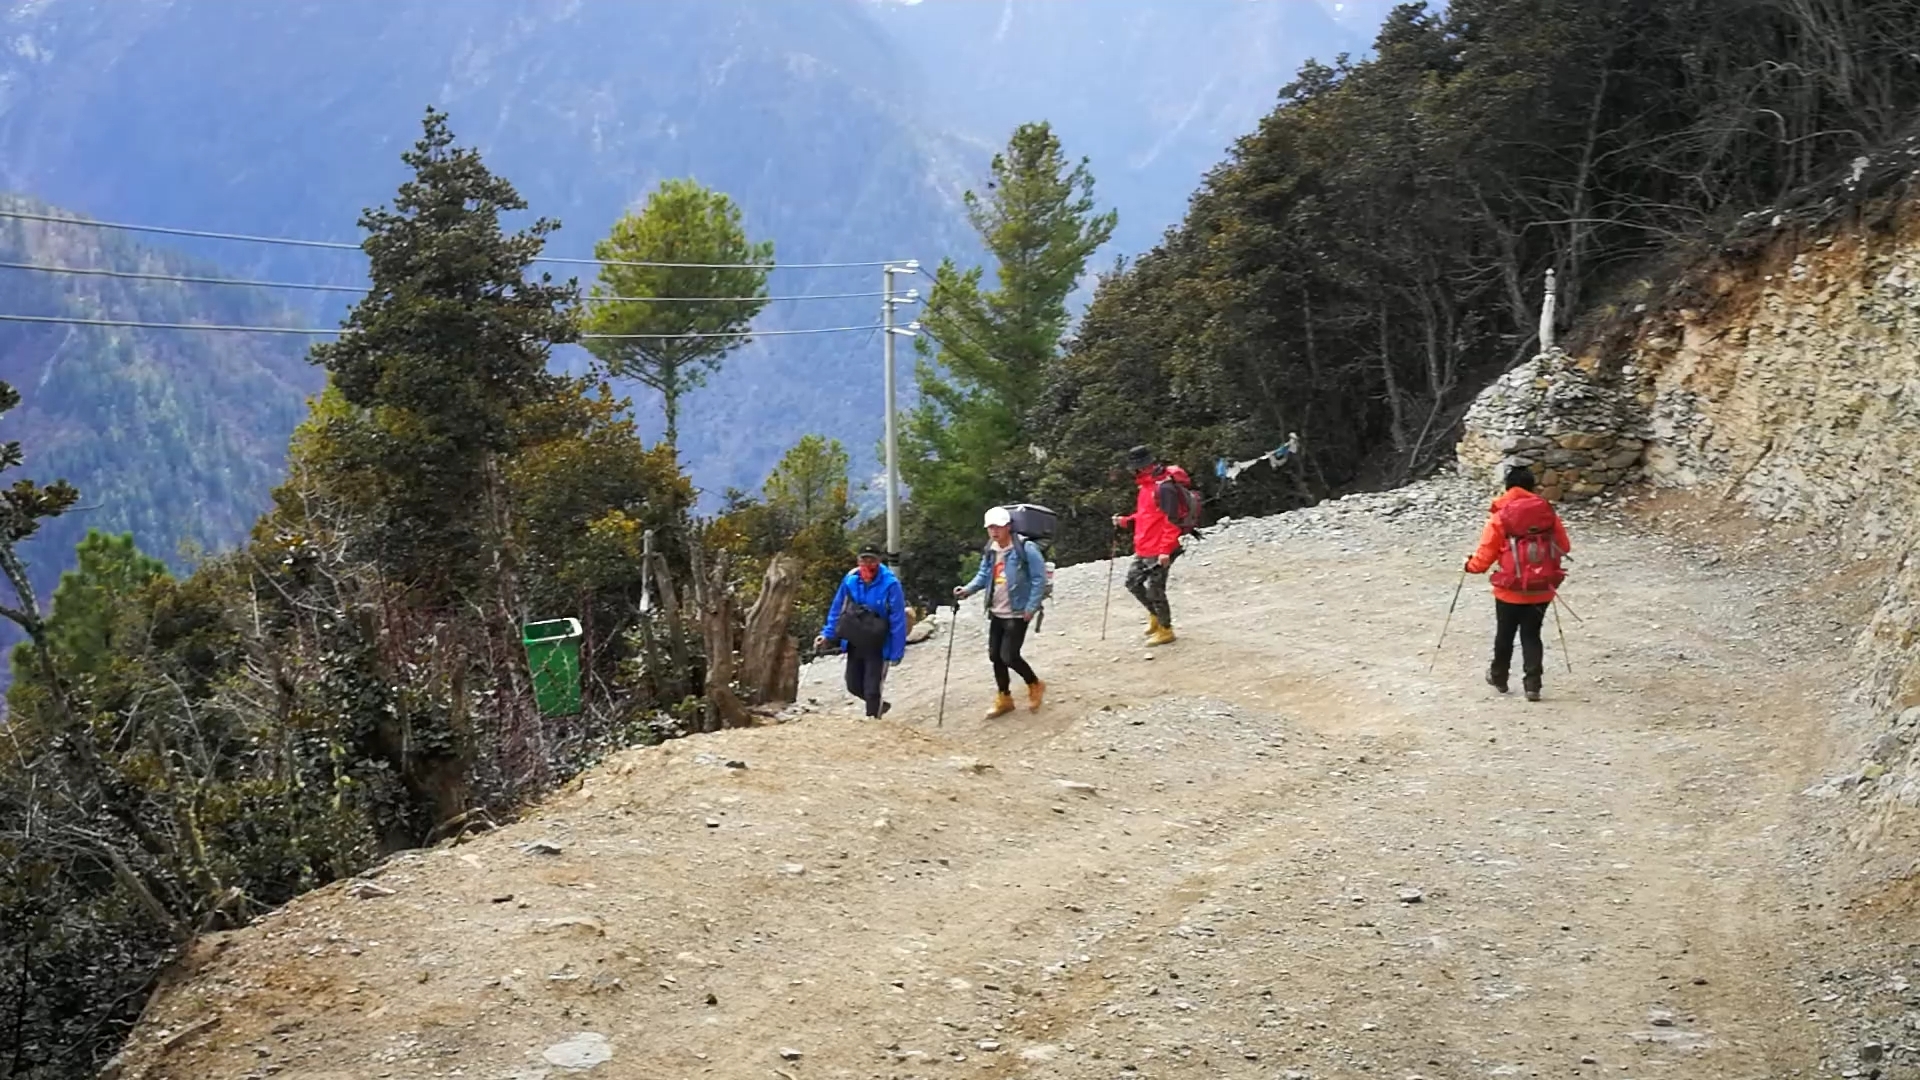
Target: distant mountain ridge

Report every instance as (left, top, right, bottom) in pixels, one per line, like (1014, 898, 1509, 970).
(0, 193, 321, 609)
(0, 0, 1375, 604)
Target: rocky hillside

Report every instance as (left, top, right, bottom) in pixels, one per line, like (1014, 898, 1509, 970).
(1457, 166, 1920, 1066)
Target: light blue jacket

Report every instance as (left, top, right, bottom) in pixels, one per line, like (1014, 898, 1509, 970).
(960, 539, 1047, 617)
(823, 564, 909, 662)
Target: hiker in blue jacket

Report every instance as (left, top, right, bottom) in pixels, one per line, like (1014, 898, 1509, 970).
(816, 543, 909, 718)
(954, 505, 1048, 718)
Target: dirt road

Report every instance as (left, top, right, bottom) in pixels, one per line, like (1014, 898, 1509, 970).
(121, 479, 1865, 1079)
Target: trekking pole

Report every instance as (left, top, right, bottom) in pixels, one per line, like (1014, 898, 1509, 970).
(1427, 568, 1468, 673)
(1555, 595, 1586, 624)
(935, 603, 959, 729)
(1552, 598, 1574, 674)
(1100, 531, 1118, 641)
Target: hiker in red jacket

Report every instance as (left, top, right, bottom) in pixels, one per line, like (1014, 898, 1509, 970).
(1113, 445, 1190, 647)
(1464, 466, 1571, 702)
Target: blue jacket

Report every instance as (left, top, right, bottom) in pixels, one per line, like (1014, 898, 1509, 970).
(823, 564, 909, 662)
(960, 539, 1047, 617)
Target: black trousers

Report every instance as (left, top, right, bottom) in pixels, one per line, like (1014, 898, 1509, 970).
(987, 615, 1040, 694)
(1124, 551, 1176, 626)
(844, 648, 888, 717)
(1492, 600, 1547, 688)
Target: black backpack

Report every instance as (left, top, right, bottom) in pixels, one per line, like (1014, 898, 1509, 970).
(995, 503, 1059, 627)
(837, 600, 890, 652)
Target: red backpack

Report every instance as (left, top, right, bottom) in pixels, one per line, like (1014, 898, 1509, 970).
(1154, 465, 1203, 534)
(1489, 493, 1566, 594)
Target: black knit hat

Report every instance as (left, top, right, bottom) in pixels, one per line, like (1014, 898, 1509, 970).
(1125, 445, 1155, 471)
(1504, 465, 1537, 492)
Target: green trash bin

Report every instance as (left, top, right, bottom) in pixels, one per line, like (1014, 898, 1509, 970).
(522, 617, 584, 717)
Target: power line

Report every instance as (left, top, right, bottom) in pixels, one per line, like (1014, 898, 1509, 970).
(0, 260, 364, 293)
(0, 208, 357, 251)
(0, 313, 335, 335)
(0, 208, 911, 270)
(0, 311, 886, 340)
(0, 259, 890, 303)
(588, 323, 884, 340)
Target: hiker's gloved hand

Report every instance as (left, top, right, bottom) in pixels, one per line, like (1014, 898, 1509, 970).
(1463, 556, 1474, 573)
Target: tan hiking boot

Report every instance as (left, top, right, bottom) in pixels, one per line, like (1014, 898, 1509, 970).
(1027, 680, 1047, 712)
(985, 693, 1017, 719)
(1146, 625, 1176, 647)
(1144, 613, 1163, 638)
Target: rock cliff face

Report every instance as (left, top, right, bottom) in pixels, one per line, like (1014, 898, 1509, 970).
(1459, 186, 1920, 849)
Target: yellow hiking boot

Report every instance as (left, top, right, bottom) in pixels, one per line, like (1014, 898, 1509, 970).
(985, 693, 1017, 719)
(1146, 625, 1177, 647)
(1027, 680, 1047, 712)
(1144, 613, 1163, 638)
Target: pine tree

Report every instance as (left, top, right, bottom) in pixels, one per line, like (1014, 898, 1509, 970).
(901, 123, 1115, 544)
(581, 179, 773, 449)
(305, 107, 578, 600)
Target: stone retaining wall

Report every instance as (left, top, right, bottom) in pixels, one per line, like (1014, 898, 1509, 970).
(1454, 348, 1647, 502)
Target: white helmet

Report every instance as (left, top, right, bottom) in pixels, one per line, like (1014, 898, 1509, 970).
(983, 505, 1012, 528)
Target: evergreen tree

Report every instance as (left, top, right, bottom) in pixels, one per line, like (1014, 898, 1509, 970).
(901, 122, 1116, 547)
(581, 179, 774, 449)
(306, 107, 578, 600)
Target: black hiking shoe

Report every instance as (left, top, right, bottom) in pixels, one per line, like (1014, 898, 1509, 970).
(1523, 679, 1541, 703)
(1486, 669, 1509, 694)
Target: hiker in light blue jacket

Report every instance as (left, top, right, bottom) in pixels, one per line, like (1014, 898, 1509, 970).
(816, 542, 908, 718)
(954, 505, 1047, 718)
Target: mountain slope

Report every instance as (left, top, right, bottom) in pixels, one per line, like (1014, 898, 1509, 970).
(0, 0, 979, 495)
(0, 195, 321, 605)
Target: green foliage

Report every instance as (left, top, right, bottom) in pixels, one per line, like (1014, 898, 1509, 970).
(714, 434, 855, 637)
(16, 530, 169, 682)
(0, 114, 712, 1079)
(1032, 0, 1920, 563)
(307, 106, 579, 600)
(581, 179, 774, 448)
(899, 121, 1115, 580)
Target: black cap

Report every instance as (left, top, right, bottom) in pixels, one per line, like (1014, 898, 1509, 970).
(857, 542, 884, 559)
(1504, 465, 1537, 492)
(1125, 445, 1154, 471)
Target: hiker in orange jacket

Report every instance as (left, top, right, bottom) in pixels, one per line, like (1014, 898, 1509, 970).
(1464, 466, 1571, 701)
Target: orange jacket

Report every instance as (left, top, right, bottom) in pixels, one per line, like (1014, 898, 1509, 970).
(1466, 488, 1571, 604)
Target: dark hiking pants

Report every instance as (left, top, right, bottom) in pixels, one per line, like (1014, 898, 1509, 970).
(844, 648, 888, 718)
(1125, 553, 1176, 627)
(988, 615, 1040, 695)
(1492, 600, 1548, 690)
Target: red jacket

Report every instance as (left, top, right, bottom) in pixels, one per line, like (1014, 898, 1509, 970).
(1120, 468, 1184, 559)
(1466, 488, 1571, 604)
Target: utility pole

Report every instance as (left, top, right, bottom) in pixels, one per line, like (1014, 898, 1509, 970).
(881, 261, 920, 560)
(883, 263, 900, 558)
